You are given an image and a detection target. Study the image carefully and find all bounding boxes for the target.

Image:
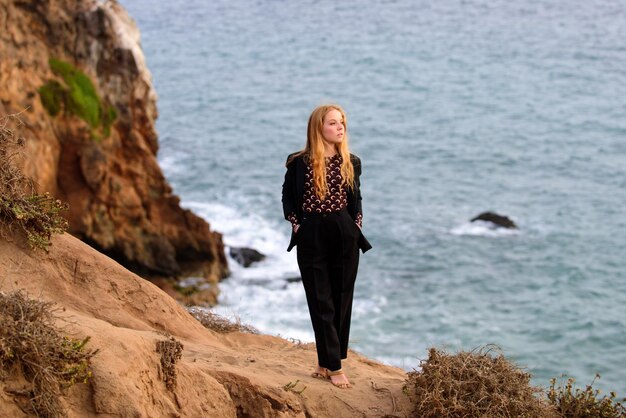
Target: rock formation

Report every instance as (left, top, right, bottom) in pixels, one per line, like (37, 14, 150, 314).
(229, 246, 266, 268)
(0, 0, 228, 284)
(470, 212, 518, 229)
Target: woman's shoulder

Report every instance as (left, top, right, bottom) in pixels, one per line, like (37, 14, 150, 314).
(286, 150, 306, 167)
(349, 153, 361, 166)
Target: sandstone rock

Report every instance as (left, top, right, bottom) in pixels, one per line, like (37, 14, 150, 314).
(0, 233, 413, 417)
(0, 0, 228, 284)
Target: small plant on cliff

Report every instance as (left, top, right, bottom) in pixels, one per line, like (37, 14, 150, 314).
(547, 375, 626, 418)
(0, 290, 97, 417)
(187, 306, 259, 334)
(0, 114, 68, 251)
(156, 336, 183, 392)
(404, 345, 557, 418)
(38, 57, 117, 140)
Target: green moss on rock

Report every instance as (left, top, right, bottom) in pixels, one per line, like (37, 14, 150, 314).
(102, 105, 117, 138)
(38, 58, 117, 140)
(37, 80, 65, 117)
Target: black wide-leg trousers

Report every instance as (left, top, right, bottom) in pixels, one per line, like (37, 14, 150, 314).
(296, 208, 360, 372)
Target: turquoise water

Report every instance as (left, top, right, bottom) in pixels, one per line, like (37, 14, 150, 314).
(121, 0, 626, 394)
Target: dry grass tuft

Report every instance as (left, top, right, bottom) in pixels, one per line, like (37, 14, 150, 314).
(0, 290, 96, 417)
(0, 114, 68, 250)
(187, 307, 258, 334)
(156, 337, 183, 391)
(404, 345, 556, 418)
(548, 375, 626, 418)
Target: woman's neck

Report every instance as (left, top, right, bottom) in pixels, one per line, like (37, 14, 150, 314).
(323, 143, 337, 157)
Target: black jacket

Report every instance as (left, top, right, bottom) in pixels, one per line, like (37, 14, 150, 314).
(281, 152, 372, 253)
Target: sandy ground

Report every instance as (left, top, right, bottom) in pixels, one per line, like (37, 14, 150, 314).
(0, 233, 413, 417)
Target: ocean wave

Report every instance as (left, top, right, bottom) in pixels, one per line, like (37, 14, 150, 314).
(182, 200, 315, 338)
(184, 200, 299, 281)
(450, 220, 522, 237)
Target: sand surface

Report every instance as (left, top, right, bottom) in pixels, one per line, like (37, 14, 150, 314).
(0, 233, 413, 417)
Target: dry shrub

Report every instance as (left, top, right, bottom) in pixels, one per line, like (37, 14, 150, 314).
(156, 337, 183, 391)
(404, 345, 556, 418)
(548, 375, 626, 418)
(0, 290, 96, 417)
(187, 307, 258, 334)
(0, 114, 68, 251)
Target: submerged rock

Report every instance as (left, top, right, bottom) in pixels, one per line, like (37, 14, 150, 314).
(229, 247, 266, 267)
(470, 212, 517, 229)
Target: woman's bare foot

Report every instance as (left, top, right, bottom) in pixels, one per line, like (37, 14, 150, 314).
(328, 369, 351, 389)
(311, 365, 328, 379)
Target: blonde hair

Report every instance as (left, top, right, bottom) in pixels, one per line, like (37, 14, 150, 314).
(289, 104, 355, 200)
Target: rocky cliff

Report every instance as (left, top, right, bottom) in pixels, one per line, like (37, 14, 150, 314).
(0, 0, 228, 285)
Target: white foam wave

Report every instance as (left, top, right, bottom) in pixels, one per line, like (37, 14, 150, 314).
(450, 220, 521, 237)
(184, 200, 299, 281)
(181, 200, 389, 344)
(181, 200, 314, 339)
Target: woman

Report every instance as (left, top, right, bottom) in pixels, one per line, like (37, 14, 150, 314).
(282, 104, 372, 389)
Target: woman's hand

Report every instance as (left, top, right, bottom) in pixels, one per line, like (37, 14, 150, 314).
(293, 224, 300, 233)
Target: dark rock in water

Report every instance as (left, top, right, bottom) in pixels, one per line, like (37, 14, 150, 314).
(470, 212, 517, 229)
(285, 276, 302, 283)
(229, 247, 266, 267)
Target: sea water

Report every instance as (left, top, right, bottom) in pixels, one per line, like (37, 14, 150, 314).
(120, 0, 626, 394)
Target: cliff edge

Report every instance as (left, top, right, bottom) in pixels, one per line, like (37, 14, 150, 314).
(0, 233, 412, 417)
(0, 0, 227, 284)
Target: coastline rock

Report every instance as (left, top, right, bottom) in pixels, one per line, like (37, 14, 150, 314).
(470, 212, 518, 229)
(229, 246, 266, 267)
(0, 0, 228, 283)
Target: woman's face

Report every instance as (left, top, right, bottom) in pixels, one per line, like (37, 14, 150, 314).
(321, 108, 345, 145)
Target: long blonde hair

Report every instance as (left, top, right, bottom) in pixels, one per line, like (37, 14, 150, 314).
(288, 105, 355, 200)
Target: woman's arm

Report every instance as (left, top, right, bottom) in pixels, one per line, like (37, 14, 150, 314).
(353, 156, 363, 227)
(282, 156, 298, 225)
(287, 212, 299, 232)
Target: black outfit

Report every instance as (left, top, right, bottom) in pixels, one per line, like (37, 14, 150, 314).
(281, 152, 372, 371)
(282, 152, 372, 253)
